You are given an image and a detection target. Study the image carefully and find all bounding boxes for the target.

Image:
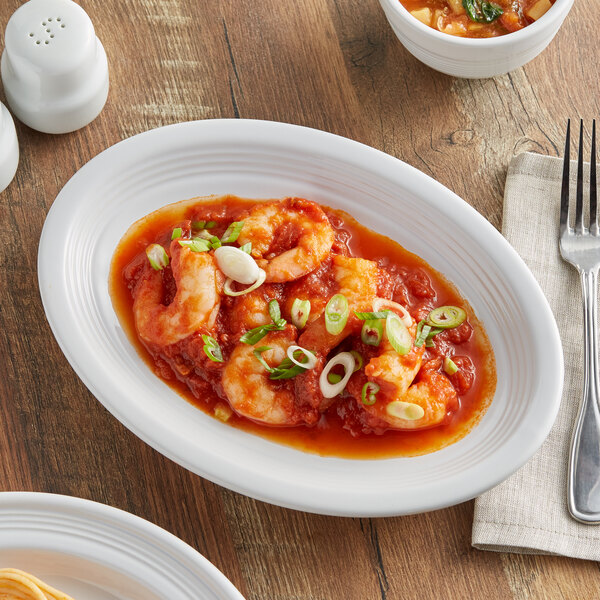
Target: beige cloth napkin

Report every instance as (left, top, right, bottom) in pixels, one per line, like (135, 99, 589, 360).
(472, 151, 600, 561)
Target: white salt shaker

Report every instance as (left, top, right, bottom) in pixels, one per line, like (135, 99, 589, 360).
(0, 102, 19, 193)
(1, 0, 109, 134)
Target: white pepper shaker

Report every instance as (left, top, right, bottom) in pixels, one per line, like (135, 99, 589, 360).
(1, 0, 109, 134)
(0, 102, 19, 193)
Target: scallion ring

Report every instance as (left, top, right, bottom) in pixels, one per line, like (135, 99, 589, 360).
(361, 381, 380, 406)
(194, 229, 213, 240)
(220, 220, 245, 243)
(426, 306, 467, 329)
(253, 346, 274, 372)
(239, 242, 252, 254)
(291, 298, 311, 329)
(171, 227, 183, 240)
(349, 350, 363, 372)
(178, 238, 211, 252)
(414, 320, 431, 348)
(372, 298, 413, 328)
(386, 400, 425, 421)
(385, 313, 412, 355)
(325, 294, 349, 335)
(202, 334, 224, 363)
(319, 352, 356, 398)
(224, 268, 266, 297)
(354, 310, 391, 320)
(286, 345, 317, 370)
(361, 319, 383, 346)
(215, 245, 260, 284)
(146, 243, 169, 270)
(268, 299, 282, 324)
(444, 356, 459, 375)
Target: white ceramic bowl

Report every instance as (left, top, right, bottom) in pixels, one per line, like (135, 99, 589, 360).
(378, 0, 574, 78)
(38, 119, 563, 517)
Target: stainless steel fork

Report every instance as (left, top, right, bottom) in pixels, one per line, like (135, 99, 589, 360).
(560, 119, 600, 523)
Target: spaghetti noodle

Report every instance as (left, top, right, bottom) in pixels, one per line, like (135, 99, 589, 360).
(0, 569, 74, 600)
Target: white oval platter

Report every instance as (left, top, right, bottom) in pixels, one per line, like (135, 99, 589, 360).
(38, 119, 563, 517)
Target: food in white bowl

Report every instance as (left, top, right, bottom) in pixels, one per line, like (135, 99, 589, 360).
(111, 195, 496, 458)
(404, 0, 555, 37)
(378, 0, 573, 77)
(38, 119, 562, 516)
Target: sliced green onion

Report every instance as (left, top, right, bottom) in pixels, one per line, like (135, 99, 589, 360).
(269, 356, 307, 380)
(171, 227, 183, 240)
(361, 381, 380, 406)
(214, 402, 233, 422)
(425, 327, 444, 348)
(372, 298, 413, 328)
(239, 310, 286, 345)
(146, 243, 169, 270)
(224, 268, 266, 297)
(325, 294, 349, 335)
(268, 299, 282, 323)
(354, 310, 391, 320)
(194, 229, 213, 240)
(328, 373, 342, 384)
(215, 246, 260, 285)
(319, 352, 356, 398)
(426, 306, 467, 329)
(221, 221, 245, 243)
(444, 356, 459, 375)
(240, 324, 274, 345)
(253, 346, 274, 372)
(291, 298, 311, 329)
(239, 242, 252, 254)
(205, 221, 217, 229)
(202, 334, 224, 362)
(179, 238, 211, 253)
(192, 220, 206, 229)
(286, 345, 317, 370)
(414, 320, 431, 347)
(210, 236, 222, 249)
(386, 400, 425, 421)
(386, 313, 412, 355)
(361, 319, 383, 346)
(350, 350, 363, 372)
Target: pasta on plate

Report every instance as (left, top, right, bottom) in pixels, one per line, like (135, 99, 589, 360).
(0, 569, 74, 600)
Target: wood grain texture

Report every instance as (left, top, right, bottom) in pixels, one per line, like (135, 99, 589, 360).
(0, 1, 599, 599)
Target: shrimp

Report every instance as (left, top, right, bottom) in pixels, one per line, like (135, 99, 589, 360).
(294, 256, 380, 411)
(133, 241, 222, 347)
(347, 299, 458, 431)
(285, 254, 380, 326)
(228, 284, 282, 335)
(237, 197, 335, 282)
(222, 327, 319, 426)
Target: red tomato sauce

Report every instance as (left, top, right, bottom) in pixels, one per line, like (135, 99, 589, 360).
(401, 0, 556, 38)
(110, 195, 496, 458)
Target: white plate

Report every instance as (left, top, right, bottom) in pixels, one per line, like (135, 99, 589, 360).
(0, 492, 244, 600)
(38, 119, 563, 517)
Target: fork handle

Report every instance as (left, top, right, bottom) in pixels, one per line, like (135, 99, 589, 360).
(568, 267, 600, 523)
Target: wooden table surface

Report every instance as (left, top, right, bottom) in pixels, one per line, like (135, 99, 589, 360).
(1, 0, 599, 598)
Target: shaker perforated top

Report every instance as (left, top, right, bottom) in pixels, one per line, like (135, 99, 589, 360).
(1, 0, 109, 134)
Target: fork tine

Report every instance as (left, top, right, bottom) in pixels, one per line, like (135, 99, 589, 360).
(561, 120, 571, 235)
(575, 120, 585, 233)
(591, 120, 597, 235)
